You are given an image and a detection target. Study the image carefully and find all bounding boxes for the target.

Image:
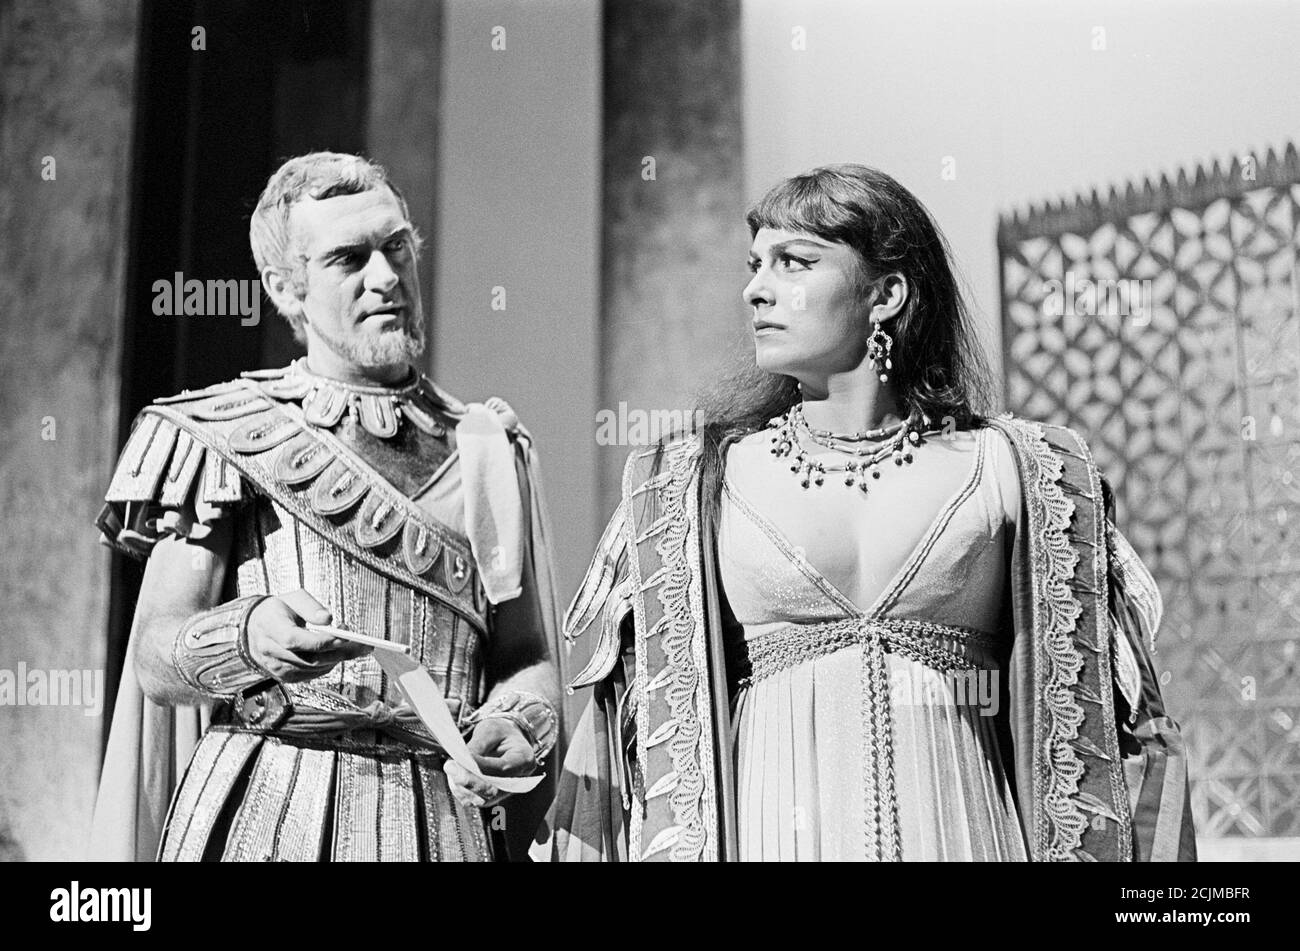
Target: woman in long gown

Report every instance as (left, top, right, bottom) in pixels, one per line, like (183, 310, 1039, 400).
(536, 164, 1195, 862)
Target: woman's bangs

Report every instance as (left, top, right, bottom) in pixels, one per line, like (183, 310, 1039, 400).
(746, 175, 855, 243)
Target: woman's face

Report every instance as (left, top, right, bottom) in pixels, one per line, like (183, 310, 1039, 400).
(744, 226, 870, 382)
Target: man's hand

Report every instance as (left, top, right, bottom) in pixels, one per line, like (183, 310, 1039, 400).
(245, 589, 372, 683)
(444, 717, 539, 808)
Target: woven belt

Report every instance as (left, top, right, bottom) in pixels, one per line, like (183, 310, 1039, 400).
(736, 616, 999, 861)
(738, 616, 997, 688)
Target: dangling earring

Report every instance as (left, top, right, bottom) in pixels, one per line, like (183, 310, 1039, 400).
(867, 319, 893, 383)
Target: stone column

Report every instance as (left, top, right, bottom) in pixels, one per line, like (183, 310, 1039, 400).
(598, 0, 749, 516)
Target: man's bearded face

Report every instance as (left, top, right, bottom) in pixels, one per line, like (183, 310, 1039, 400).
(290, 188, 425, 371)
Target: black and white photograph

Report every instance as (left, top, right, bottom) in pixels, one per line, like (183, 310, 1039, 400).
(1, 0, 1297, 904)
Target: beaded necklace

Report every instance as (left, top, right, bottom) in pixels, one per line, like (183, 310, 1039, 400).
(769, 403, 936, 491)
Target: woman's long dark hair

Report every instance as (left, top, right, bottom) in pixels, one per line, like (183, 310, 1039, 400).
(696, 164, 994, 524)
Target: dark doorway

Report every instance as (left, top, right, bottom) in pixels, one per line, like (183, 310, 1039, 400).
(105, 0, 371, 747)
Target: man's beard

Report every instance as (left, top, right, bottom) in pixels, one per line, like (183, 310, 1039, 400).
(313, 312, 426, 370)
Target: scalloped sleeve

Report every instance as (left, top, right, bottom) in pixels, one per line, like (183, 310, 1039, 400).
(563, 499, 634, 689)
(95, 410, 248, 558)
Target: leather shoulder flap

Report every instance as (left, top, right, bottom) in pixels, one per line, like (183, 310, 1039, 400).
(104, 380, 487, 624)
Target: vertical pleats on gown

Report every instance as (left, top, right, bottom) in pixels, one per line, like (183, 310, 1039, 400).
(733, 650, 1026, 861)
(735, 647, 863, 860)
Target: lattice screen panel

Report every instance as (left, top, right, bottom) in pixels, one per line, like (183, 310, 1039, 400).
(999, 145, 1300, 839)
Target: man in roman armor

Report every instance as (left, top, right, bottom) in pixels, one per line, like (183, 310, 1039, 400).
(91, 152, 562, 862)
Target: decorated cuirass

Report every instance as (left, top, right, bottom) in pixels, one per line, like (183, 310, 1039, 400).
(100, 363, 494, 735)
(93, 360, 565, 863)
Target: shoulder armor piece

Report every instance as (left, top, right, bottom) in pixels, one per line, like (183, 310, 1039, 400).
(239, 366, 291, 381)
(97, 404, 251, 558)
(152, 378, 251, 405)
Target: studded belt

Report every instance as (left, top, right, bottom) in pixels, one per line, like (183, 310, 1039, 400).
(215, 684, 465, 756)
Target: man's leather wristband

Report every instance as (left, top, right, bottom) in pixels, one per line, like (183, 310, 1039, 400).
(467, 690, 559, 765)
(171, 595, 277, 698)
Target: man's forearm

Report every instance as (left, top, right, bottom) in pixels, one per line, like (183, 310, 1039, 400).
(131, 518, 237, 705)
(477, 657, 562, 762)
(134, 611, 213, 706)
(135, 597, 274, 707)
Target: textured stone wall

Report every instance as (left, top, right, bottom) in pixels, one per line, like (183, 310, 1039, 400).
(0, 0, 140, 860)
